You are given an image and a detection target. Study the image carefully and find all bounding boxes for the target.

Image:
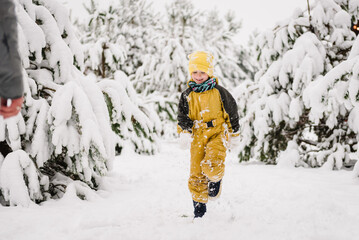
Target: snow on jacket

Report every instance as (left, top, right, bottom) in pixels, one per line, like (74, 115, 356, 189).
(0, 0, 24, 99)
(177, 78, 239, 134)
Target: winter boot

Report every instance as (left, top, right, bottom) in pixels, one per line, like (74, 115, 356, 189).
(208, 180, 222, 200)
(193, 200, 206, 218)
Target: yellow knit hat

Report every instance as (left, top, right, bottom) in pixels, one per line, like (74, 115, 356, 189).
(188, 51, 214, 77)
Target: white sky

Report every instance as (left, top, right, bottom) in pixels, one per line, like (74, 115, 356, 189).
(151, 0, 308, 43)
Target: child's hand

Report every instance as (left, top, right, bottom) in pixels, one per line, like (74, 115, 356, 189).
(0, 97, 23, 119)
(179, 132, 192, 150)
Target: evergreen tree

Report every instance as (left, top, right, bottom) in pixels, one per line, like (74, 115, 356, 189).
(131, 0, 200, 138)
(116, 0, 160, 76)
(133, 0, 198, 96)
(80, 0, 158, 77)
(80, 0, 160, 154)
(80, 0, 127, 78)
(0, 0, 115, 206)
(235, 32, 260, 82)
(199, 10, 247, 86)
(237, 0, 359, 170)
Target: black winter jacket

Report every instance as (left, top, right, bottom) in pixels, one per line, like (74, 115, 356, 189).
(177, 81, 240, 134)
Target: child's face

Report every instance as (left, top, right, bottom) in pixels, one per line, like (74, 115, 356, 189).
(191, 71, 209, 84)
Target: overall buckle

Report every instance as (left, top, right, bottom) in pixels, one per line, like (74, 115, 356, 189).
(206, 120, 214, 128)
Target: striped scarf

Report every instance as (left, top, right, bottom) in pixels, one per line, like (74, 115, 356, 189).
(188, 78, 217, 93)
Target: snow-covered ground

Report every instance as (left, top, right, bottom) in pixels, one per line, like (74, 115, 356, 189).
(1, 140, 359, 240)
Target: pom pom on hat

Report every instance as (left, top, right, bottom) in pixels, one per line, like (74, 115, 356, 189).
(188, 51, 214, 77)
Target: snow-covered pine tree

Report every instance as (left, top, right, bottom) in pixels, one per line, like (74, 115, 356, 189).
(79, 0, 160, 154)
(98, 71, 161, 155)
(80, 0, 127, 78)
(115, 0, 160, 77)
(0, 0, 115, 206)
(198, 10, 248, 87)
(133, 0, 197, 96)
(237, 0, 359, 169)
(79, 0, 159, 77)
(131, 0, 199, 138)
(234, 32, 260, 82)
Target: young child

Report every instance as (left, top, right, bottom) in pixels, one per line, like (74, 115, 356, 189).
(177, 51, 240, 218)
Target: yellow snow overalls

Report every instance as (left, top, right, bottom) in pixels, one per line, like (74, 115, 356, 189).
(177, 78, 239, 203)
